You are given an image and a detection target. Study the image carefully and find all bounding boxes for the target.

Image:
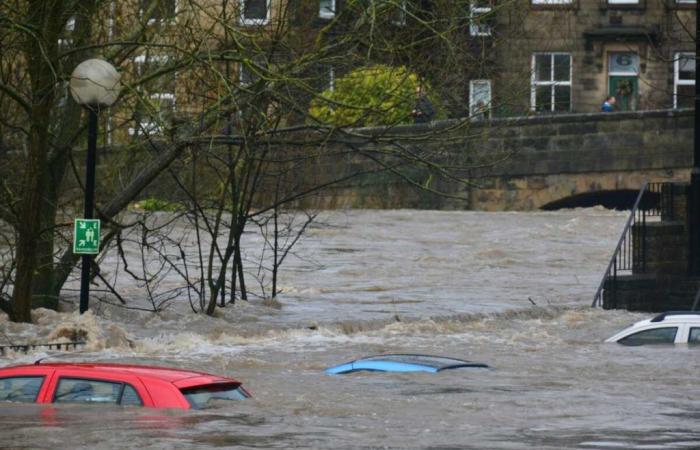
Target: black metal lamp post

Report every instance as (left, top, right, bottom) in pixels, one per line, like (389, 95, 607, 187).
(691, 4, 700, 276)
(69, 59, 121, 314)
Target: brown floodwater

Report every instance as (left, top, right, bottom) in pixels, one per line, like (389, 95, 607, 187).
(1, 209, 698, 449)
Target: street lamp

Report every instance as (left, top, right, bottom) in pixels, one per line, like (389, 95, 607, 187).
(69, 59, 121, 314)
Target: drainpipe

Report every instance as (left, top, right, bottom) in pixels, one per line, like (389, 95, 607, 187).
(691, 2, 700, 276)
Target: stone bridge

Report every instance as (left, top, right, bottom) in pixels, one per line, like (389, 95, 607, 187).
(312, 109, 693, 211)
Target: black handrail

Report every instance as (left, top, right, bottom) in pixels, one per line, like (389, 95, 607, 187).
(591, 182, 676, 307)
(592, 183, 649, 307)
(0, 341, 85, 356)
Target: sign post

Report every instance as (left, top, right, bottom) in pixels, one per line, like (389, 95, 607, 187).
(73, 219, 101, 255)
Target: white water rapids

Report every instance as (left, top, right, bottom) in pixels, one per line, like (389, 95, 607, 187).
(1, 208, 699, 449)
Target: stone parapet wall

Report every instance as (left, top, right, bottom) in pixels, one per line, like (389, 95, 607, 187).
(306, 109, 694, 210)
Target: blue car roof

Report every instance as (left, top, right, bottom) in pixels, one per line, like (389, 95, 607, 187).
(325, 354, 490, 375)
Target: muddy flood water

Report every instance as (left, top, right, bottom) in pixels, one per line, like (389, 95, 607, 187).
(1, 209, 699, 449)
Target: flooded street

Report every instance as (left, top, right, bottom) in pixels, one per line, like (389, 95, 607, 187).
(1, 209, 699, 449)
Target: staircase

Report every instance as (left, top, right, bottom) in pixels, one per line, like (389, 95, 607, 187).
(593, 182, 700, 312)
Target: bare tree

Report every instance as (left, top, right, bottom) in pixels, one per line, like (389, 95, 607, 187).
(1, 0, 527, 321)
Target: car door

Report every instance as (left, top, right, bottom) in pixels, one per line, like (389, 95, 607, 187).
(616, 325, 680, 345)
(687, 326, 700, 345)
(0, 367, 53, 404)
(675, 324, 689, 344)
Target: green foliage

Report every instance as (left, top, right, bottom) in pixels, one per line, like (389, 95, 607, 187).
(135, 198, 183, 212)
(309, 65, 423, 127)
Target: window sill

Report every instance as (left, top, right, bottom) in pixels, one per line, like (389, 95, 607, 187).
(239, 18, 270, 26)
(530, 1, 579, 11)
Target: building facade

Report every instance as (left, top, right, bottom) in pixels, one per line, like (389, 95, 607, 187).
(100, 0, 698, 137)
(491, 0, 696, 115)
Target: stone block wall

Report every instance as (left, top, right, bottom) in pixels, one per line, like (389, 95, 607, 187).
(302, 108, 694, 210)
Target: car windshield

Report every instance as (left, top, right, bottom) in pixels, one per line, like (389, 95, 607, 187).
(180, 383, 249, 409)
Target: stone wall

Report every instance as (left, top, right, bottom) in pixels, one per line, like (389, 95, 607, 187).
(307, 108, 694, 211)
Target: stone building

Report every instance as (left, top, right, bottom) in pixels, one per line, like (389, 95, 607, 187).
(85, 0, 698, 137)
(491, 0, 696, 115)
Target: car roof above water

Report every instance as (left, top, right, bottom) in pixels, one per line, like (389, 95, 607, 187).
(648, 311, 700, 323)
(2, 362, 229, 384)
(325, 354, 490, 374)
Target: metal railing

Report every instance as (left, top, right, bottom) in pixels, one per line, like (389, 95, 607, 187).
(0, 341, 85, 356)
(591, 182, 675, 307)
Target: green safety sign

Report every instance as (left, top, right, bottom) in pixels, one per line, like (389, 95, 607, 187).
(73, 219, 101, 255)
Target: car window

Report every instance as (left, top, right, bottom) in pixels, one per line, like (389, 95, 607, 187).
(120, 384, 143, 406)
(689, 328, 700, 345)
(54, 378, 142, 406)
(0, 376, 44, 403)
(180, 383, 249, 409)
(618, 327, 678, 346)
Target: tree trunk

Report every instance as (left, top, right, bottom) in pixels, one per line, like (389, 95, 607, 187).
(11, 0, 63, 322)
(11, 122, 49, 322)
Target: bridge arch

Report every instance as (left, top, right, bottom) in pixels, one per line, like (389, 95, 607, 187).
(540, 189, 659, 211)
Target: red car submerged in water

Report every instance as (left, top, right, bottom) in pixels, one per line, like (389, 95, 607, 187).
(0, 362, 250, 409)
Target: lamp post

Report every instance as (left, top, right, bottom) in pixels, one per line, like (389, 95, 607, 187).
(69, 59, 121, 314)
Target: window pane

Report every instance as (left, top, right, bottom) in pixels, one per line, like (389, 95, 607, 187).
(239, 64, 256, 85)
(141, 0, 176, 21)
(320, 0, 334, 17)
(54, 378, 121, 404)
(391, 1, 407, 25)
(0, 377, 44, 403)
(535, 55, 551, 82)
(470, 1, 492, 36)
(243, 0, 267, 20)
(181, 383, 250, 409)
(470, 80, 491, 116)
(120, 385, 143, 406)
(535, 85, 552, 111)
(554, 85, 570, 112)
(609, 53, 639, 75)
(618, 327, 678, 345)
(679, 55, 696, 81)
(689, 328, 700, 344)
(553, 54, 570, 82)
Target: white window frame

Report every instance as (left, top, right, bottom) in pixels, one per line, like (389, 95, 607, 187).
(530, 52, 572, 113)
(239, 63, 256, 87)
(676, 0, 696, 4)
(240, 0, 270, 25)
(327, 66, 335, 92)
(674, 52, 695, 109)
(469, 80, 491, 118)
(129, 55, 176, 136)
(469, 1, 492, 37)
(319, 0, 335, 19)
(531, 0, 573, 4)
(607, 0, 639, 4)
(391, 0, 407, 26)
(139, 0, 178, 26)
(58, 16, 76, 47)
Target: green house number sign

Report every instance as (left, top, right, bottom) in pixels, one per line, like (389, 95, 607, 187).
(73, 219, 101, 255)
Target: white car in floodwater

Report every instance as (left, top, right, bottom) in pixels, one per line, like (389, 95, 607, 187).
(606, 312, 700, 345)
